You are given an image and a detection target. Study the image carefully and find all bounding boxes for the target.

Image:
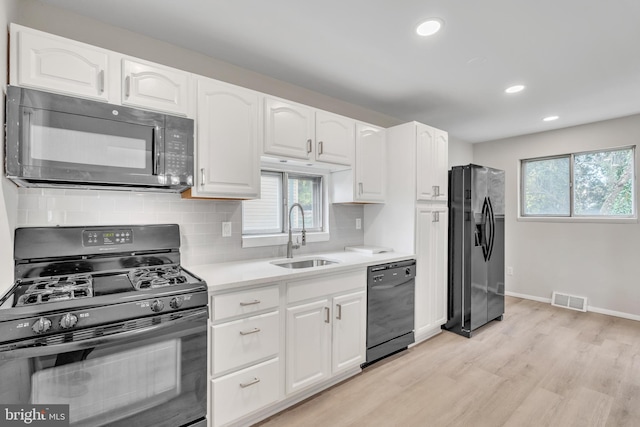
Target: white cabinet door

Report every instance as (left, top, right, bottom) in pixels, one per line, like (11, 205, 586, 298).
(416, 124, 448, 202)
(332, 291, 366, 374)
(12, 25, 109, 101)
(193, 78, 260, 199)
(415, 206, 448, 339)
(355, 123, 386, 202)
(264, 97, 314, 160)
(315, 111, 354, 166)
(286, 299, 331, 394)
(122, 59, 191, 116)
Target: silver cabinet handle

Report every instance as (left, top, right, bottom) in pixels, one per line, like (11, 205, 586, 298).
(124, 75, 131, 98)
(200, 168, 205, 186)
(433, 212, 437, 222)
(336, 304, 342, 320)
(324, 306, 330, 323)
(358, 182, 363, 195)
(240, 300, 261, 306)
(307, 139, 313, 153)
(98, 70, 105, 94)
(239, 327, 261, 336)
(239, 377, 261, 388)
(318, 140, 324, 155)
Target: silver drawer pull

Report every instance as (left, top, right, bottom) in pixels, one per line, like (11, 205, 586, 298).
(240, 300, 261, 306)
(239, 377, 261, 388)
(239, 327, 261, 336)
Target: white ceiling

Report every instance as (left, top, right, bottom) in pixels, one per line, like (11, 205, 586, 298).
(37, 0, 640, 143)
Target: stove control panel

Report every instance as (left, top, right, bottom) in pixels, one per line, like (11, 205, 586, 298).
(83, 229, 133, 246)
(5, 291, 208, 342)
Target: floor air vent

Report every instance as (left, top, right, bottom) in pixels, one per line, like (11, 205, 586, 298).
(551, 291, 587, 312)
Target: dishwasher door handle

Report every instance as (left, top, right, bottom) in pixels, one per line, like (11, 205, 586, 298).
(371, 280, 413, 290)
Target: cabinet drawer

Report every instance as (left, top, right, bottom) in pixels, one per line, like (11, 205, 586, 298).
(211, 358, 280, 427)
(212, 286, 279, 321)
(211, 311, 280, 375)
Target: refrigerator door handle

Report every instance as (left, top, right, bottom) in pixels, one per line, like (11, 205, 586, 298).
(486, 197, 496, 261)
(480, 198, 490, 262)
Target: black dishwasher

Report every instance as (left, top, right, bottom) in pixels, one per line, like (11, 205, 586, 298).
(364, 259, 416, 366)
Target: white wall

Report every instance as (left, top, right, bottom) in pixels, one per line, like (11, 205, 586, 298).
(448, 135, 473, 168)
(474, 114, 640, 319)
(0, 1, 19, 294)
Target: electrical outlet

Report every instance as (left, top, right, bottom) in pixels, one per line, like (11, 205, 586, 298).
(356, 218, 362, 230)
(222, 222, 232, 237)
(506, 266, 513, 276)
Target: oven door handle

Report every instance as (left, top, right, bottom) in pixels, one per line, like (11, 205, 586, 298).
(0, 308, 208, 361)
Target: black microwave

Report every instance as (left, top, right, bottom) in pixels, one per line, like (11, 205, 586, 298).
(5, 86, 194, 192)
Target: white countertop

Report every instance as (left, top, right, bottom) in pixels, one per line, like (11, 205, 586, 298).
(186, 251, 415, 292)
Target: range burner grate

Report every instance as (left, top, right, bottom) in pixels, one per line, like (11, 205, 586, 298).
(16, 275, 94, 306)
(129, 266, 188, 290)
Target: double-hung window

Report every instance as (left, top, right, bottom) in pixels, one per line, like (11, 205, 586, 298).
(521, 146, 635, 218)
(243, 170, 324, 236)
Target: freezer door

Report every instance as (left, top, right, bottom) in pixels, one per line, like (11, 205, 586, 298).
(469, 166, 489, 331)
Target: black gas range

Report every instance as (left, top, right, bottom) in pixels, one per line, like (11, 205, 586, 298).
(0, 224, 208, 427)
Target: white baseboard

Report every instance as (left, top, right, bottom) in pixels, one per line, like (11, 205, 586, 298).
(506, 291, 640, 322)
(588, 306, 640, 322)
(506, 291, 551, 304)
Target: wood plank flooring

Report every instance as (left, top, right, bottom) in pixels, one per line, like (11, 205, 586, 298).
(257, 296, 640, 427)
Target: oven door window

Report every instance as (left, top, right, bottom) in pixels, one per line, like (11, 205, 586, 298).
(1, 310, 207, 427)
(22, 107, 156, 175)
(32, 339, 181, 425)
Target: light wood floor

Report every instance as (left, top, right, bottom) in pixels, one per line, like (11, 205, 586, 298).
(258, 296, 640, 427)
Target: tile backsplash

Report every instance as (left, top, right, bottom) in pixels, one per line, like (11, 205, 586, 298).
(16, 188, 365, 266)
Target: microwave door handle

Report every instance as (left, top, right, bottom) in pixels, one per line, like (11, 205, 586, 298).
(152, 127, 160, 175)
(0, 308, 208, 362)
(22, 108, 34, 164)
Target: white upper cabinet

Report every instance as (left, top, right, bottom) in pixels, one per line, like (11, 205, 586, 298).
(331, 122, 386, 203)
(263, 96, 355, 166)
(315, 111, 354, 166)
(121, 59, 191, 116)
(11, 24, 110, 102)
(416, 123, 449, 202)
(264, 97, 315, 160)
(190, 77, 261, 199)
(355, 123, 386, 202)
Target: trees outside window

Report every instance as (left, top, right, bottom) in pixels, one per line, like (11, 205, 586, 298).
(521, 147, 635, 218)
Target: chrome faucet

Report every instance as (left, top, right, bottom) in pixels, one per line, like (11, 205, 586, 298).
(287, 203, 306, 258)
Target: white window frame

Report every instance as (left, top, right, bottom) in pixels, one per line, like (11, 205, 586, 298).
(519, 145, 637, 223)
(242, 163, 330, 248)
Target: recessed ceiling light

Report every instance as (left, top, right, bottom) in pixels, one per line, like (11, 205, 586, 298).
(505, 85, 525, 94)
(416, 19, 443, 37)
(543, 115, 559, 122)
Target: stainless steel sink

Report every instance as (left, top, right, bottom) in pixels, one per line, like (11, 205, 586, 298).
(272, 257, 339, 269)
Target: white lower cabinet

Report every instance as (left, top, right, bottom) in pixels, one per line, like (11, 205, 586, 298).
(285, 270, 366, 394)
(209, 270, 366, 426)
(209, 285, 282, 427)
(286, 299, 331, 393)
(211, 311, 280, 375)
(415, 205, 448, 340)
(211, 358, 280, 427)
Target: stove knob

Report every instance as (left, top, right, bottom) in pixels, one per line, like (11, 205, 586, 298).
(32, 317, 52, 334)
(59, 313, 78, 329)
(151, 299, 165, 313)
(170, 296, 184, 309)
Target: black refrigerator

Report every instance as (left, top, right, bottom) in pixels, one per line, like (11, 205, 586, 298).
(444, 164, 505, 338)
